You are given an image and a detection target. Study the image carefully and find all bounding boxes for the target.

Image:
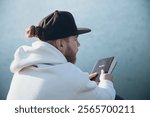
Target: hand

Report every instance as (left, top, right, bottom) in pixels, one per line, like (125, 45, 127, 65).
(89, 72, 100, 85)
(100, 70, 113, 81)
(89, 72, 97, 79)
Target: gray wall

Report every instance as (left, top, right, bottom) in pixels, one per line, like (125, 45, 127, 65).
(0, 0, 150, 99)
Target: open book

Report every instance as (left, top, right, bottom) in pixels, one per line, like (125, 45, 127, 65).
(91, 56, 117, 82)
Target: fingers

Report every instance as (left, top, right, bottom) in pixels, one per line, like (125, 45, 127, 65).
(89, 69, 113, 82)
(89, 72, 97, 79)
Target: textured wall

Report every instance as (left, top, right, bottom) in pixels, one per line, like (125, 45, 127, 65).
(0, 0, 150, 99)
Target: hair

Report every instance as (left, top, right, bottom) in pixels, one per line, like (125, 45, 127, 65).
(26, 25, 70, 44)
(26, 25, 45, 41)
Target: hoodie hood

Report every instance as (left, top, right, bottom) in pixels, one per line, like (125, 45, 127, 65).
(10, 41, 67, 73)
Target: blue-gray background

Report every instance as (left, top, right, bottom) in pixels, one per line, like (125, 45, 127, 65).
(0, 0, 150, 100)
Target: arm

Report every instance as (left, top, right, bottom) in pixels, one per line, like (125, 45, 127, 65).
(76, 70, 116, 100)
(89, 70, 116, 99)
(67, 63, 116, 100)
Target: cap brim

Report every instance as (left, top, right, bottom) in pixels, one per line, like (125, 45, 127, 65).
(77, 28, 91, 35)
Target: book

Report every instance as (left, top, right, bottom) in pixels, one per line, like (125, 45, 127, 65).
(90, 56, 117, 82)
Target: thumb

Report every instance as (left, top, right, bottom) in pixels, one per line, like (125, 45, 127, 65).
(101, 69, 105, 74)
(100, 69, 105, 81)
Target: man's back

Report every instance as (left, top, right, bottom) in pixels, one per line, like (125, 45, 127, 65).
(7, 41, 116, 100)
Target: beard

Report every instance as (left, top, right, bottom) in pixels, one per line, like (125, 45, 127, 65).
(64, 44, 77, 64)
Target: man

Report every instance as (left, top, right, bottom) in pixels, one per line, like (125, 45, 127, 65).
(7, 10, 116, 100)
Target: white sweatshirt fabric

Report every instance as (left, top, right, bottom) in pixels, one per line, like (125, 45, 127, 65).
(7, 41, 116, 100)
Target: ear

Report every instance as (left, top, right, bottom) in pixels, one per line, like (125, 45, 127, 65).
(55, 39, 66, 53)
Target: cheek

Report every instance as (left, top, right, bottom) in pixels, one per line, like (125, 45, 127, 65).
(73, 44, 78, 53)
(68, 41, 78, 53)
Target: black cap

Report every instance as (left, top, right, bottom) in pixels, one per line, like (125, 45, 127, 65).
(38, 10, 91, 40)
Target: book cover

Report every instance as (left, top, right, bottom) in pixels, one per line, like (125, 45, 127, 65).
(91, 56, 117, 82)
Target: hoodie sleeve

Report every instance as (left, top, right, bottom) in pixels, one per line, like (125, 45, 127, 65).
(97, 80, 116, 99)
(68, 64, 116, 100)
(76, 77, 116, 100)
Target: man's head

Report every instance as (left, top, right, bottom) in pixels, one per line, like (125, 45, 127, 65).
(47, 35, 80, 64)
(26, 10, 91, 64)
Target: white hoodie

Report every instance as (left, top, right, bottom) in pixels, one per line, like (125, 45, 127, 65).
(7, 41, 116, 100)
